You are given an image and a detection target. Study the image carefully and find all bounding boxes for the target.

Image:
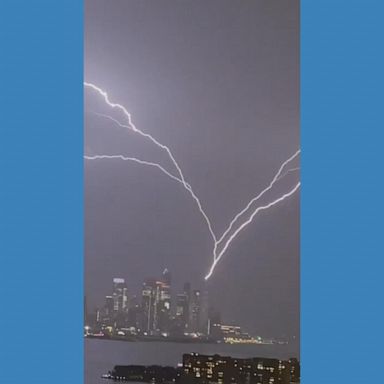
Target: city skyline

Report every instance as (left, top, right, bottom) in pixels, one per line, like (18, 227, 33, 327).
(85, 268, 295, 348)
(85, 269, 249, 341)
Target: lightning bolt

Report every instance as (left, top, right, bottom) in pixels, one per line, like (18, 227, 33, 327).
(216, 150, 300, 248)
(84, 82, 188, 187)
(204, 182, 301, 280)
(84, 82, 217, 245)
(85, 82, 300, 281)
(276, 167, 300, 182)
(85, 154, 190, 187)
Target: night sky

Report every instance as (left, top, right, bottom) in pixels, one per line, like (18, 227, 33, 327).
(84, 0, 299, 346)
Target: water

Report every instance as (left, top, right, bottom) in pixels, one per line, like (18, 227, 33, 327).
(85, 338, 299, 384)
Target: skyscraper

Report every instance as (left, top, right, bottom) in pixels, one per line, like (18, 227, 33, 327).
(200, 289, 209, 335)
(175, 293, 189, 333)
(105, 295, 114, 315)
(158, 271, 171, 334)
(173, 282, 192, 333)
(112, 278, 128, 313)
(141, 278, 157, 333)
(189, 290, 201, 333)
(142, 275, 172, 335)
(183, 282, 191, 300)
(183, 282, 191, 328)
(127, 295, 141, 331)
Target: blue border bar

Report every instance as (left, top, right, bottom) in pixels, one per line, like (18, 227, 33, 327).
(302, 1, 384, 382)
(0, 1, 83, 383)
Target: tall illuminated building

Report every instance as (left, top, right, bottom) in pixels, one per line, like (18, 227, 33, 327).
(141, 279, 157, 333)
(175, 293, 189, 332)
(173, 282, 191, 332)
(112, 278, 128, 313)
(127, 295, 141, 331)
(141, 278, 161, 334)
(200, 289, 209, 334)
(189, 289, 201, 333)
(142, 274, 172, 335)
(183, 282, 191, 327)
(183, 282, 191, 300)
(189, 288, 209, 335)
(105, 296, 114, 316)
(158, 270, 172, 334)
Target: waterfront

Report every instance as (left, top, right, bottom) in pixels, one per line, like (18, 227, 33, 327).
(85, 338, 299, 384)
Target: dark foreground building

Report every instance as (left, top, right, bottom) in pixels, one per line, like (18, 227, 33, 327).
(181, 353, 294, 384)
(107, 353, 300, 383)
(111, 365, 180, 382)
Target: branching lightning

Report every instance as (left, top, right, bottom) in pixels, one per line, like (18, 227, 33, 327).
(85, 82, 300, 280)
(204, 182, 301, 280)
(84, 82, 188, 188)
(275, 167, 300, 182)
(85, 155, 189, 187)
(216, 150, 300, 247)
(84, 82, 217, 245)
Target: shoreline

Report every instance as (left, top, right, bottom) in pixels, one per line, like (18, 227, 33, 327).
(85, 334, 279, 346)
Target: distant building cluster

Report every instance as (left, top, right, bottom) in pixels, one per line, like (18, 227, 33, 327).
(105, 353, 300, 383)
(85, 269, 227, 340)
(211, 325, 264, 345)
(85, 270, 274, 344)
(85, 270, 265, 343)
